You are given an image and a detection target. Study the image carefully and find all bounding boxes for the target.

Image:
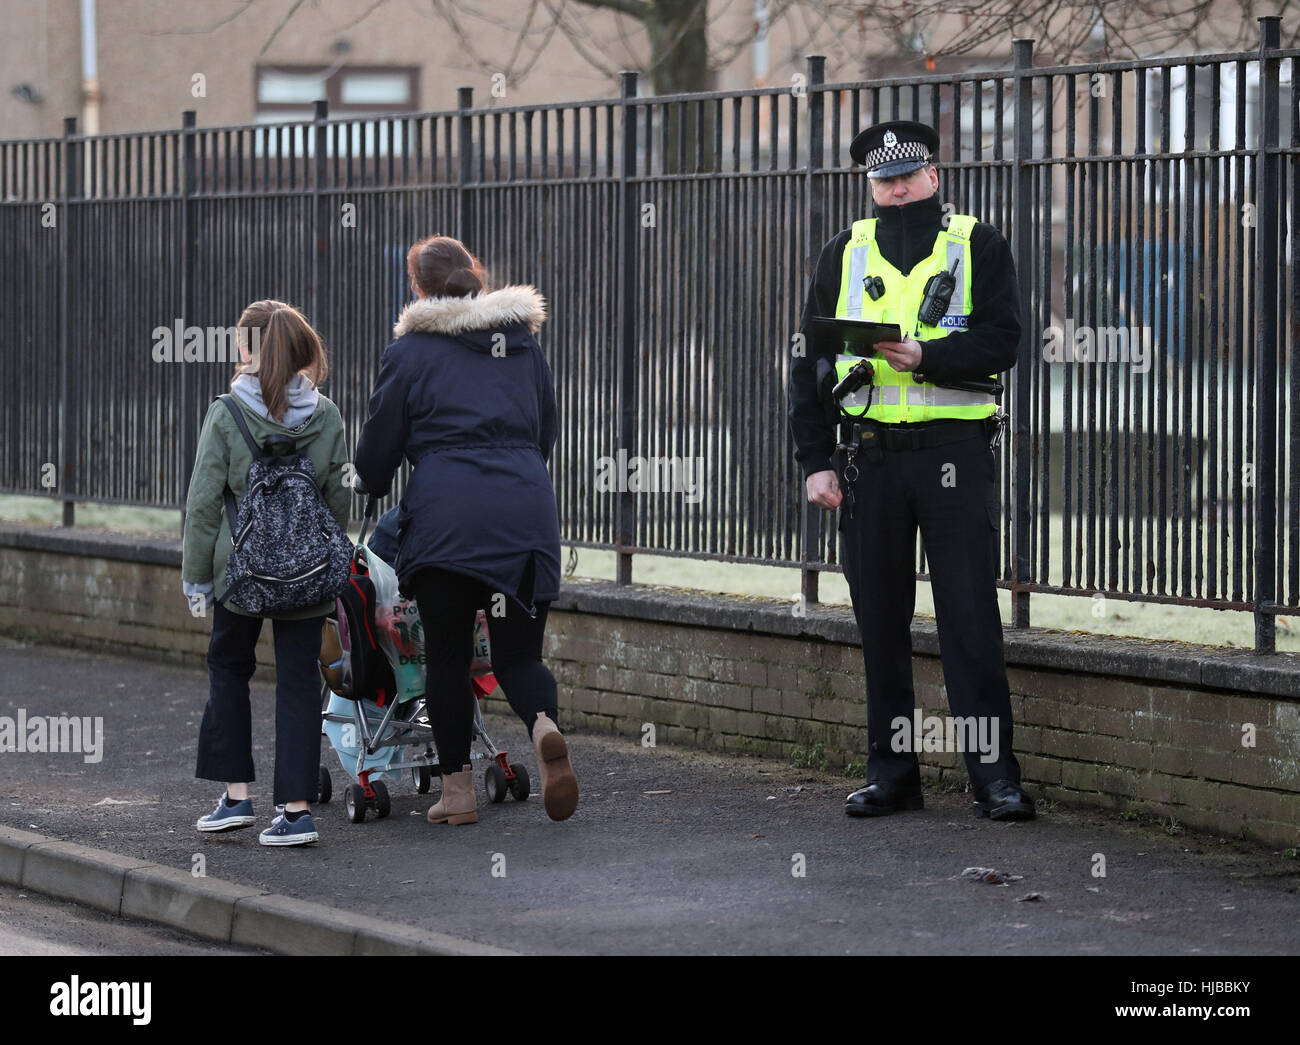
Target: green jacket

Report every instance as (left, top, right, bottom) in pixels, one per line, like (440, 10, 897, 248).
(182, 393, 352, 619)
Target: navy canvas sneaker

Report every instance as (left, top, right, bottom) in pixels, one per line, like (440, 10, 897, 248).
(259, 811, 319, 846)
(196, 793, 255, 832)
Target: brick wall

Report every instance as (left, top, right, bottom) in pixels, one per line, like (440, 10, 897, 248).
(0, 528, 276, 666)
(2, 523, 1298, 849)
(537, 602, 1300, 848)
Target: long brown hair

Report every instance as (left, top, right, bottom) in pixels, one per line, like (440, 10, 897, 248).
(234, 300, 328, 424)
(406, 235, 489, 298)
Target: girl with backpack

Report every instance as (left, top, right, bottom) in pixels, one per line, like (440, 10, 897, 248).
(354, 235, 577, 826)
(182, 300, 352, 846)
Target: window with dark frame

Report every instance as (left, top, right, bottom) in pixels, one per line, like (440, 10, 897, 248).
(254, 64, 420, 123)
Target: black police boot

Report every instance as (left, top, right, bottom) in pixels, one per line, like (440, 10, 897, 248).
(844, 781, 924, 817)
(973, 779, 1036, 821)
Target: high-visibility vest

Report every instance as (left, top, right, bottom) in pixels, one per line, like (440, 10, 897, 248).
(833, 212, 996, 422)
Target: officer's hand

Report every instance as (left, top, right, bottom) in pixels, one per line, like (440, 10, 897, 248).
(806, 469, 842, 510)
(876, 338, 922, 372)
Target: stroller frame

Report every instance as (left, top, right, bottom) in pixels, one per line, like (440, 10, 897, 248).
(318, 495, 530, 823)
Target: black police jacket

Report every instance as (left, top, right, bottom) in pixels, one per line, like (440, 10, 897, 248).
(787, 193, 1021, 478)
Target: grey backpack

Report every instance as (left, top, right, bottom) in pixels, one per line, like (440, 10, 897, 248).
(217, 395, 353, 615)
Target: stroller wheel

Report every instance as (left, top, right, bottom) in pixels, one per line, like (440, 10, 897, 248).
(485, 763, 508, 804)
(412, 765, 433, 794)
(345, 783, 367, 823)
(318, 765, 332, 804)
(508, 763, 531, 802)
(373, 780, 391, 819)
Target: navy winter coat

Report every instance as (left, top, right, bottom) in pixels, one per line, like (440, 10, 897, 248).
(353, 285, 561, 615)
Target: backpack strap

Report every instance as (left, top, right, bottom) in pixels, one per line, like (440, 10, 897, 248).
(217, 394, 262, 544)
(217, 394, 262, 459)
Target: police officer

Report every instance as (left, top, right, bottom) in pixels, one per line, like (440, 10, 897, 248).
(788, 120, 1034, 821)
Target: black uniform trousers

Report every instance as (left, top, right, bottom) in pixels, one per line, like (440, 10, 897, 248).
(838, 422, 1021, 797)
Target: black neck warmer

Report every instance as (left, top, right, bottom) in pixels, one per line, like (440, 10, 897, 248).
(872, 193, 945, 277)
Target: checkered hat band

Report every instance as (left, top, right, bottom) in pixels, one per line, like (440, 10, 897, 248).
(863, 141, 930, 170)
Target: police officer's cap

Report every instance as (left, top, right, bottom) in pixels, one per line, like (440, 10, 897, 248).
(849, 120, 940, 178)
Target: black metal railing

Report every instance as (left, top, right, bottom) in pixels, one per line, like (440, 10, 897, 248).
(1, 17, 1296, 650)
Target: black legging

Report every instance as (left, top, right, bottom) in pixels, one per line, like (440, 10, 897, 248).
(409, 566, 558, 772)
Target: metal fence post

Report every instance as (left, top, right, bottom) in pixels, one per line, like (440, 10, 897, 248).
(179, 110, 198, 526)
(310, 99, 328, 327)
(458, 87, 475, 249)
(59, 116, 78, 527)
(1254, 15, 1281, 652)
(616, 71, 639, 585)
(1010, 38, 1035, 628)
(800, 55, 827, 606)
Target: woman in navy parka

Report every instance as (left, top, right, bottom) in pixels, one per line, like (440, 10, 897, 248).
(354, 236, 578, 824)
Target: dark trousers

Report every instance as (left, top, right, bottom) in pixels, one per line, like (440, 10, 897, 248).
(195, 602, 325, 806)
(838, 427, 1021, 796)
(408, 567, 558, 772)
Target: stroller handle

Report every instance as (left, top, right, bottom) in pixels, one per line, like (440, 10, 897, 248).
(353, 475, 379, 548)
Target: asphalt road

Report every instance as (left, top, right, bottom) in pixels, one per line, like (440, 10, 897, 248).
(1, 635, 1297, 955)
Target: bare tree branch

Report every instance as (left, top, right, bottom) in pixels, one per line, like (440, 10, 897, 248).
(337, 0, 392, 33)
(821, 0, 1230, 67)
(569, 0, 651, 18)
(257, 0, 311, 56)
(541, 0, 633, 80)
(165, 0, 1287, 104)
(144, 0, 255, 37)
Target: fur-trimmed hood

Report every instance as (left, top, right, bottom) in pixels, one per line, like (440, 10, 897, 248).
(393, 285, 547, 339)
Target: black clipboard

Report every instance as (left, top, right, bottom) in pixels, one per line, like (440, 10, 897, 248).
(811, 317, 904, 356)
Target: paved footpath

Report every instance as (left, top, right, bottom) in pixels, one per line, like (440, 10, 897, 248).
(0, 882, 263, 955)
(0, 636, 1297, 955)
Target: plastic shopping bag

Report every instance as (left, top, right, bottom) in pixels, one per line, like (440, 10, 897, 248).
(472, 608, 492, 675)
(361, 542, 425, 703)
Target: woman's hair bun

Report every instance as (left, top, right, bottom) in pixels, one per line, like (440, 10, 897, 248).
(406, 236, 488, 298)
(444, 266, 483, 297)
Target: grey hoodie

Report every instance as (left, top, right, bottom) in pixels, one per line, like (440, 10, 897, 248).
(229, 372, 321, 430)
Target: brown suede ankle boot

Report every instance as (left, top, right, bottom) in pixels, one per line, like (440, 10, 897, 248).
(532, 712, 578, 821)
(426, 764, 478, 825)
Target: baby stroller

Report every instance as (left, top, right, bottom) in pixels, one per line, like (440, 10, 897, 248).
(316, 495, 531, 823)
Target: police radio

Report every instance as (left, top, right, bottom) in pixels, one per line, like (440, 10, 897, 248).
(917, 258, 960, 327)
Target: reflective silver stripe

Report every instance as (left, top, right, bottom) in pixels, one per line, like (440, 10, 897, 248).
(844, 241, 871, 317)
(840, 385, 900, 408)
(835, 354, 901, 408)
(928, 386, 995, 407)
(945, 236, 966, 315)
